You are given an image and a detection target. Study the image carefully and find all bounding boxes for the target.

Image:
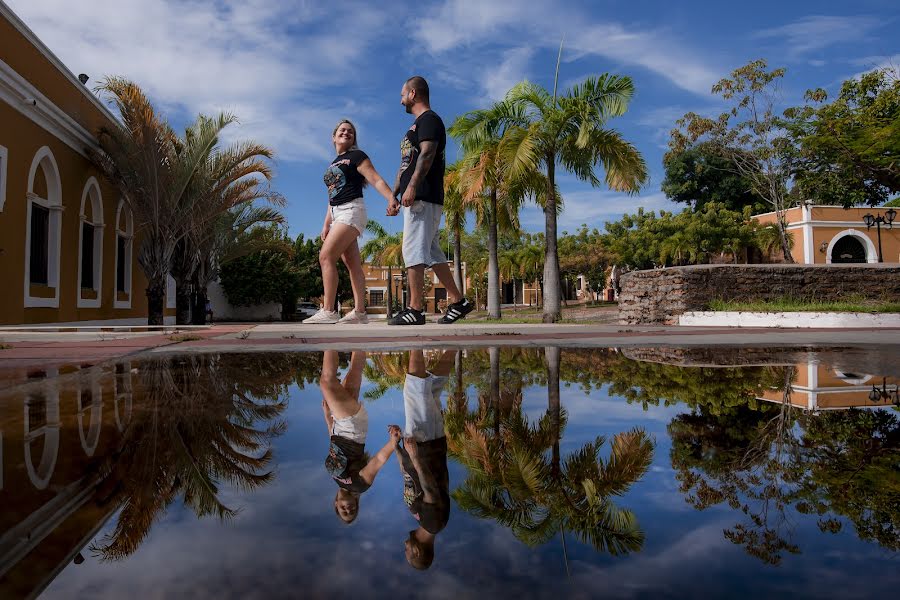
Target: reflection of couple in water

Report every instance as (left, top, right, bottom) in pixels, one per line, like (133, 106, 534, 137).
(320, 349, 453, 569)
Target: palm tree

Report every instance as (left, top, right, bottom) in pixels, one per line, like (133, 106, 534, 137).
(460, 68, 648, 321)
(444, 162, 467, 295)
(171, 116, 280, 324)
(450, 106, 545, 319)
(360, 221, 404, 318)
(92, 78, 239, 324)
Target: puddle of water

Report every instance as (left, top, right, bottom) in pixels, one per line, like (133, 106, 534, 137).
(1, 346, 899, 599)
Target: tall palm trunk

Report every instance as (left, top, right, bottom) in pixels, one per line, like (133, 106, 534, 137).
(146, 278, 166, 326)
(453, 228, 464, 296)
(192, 279, 209, 325)
(487, 189, 501, 319)
(489, 346, 500, 435)
(386, 265, 394, 318)
(175, 282, 192, 326)
(543, 159, 561, 322)
(545, 345, 561, 473)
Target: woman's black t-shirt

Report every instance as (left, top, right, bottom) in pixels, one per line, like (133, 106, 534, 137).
(324, 149, 368, 206)
(326, 435, 371, 494)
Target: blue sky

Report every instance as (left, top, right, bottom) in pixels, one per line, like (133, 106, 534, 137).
(8, 0, 900, 241)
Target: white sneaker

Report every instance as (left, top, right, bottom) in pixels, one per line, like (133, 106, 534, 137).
(337, 310, 369, 324)
(302, 309, 339, 324)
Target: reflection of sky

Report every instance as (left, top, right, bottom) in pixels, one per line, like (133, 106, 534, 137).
(41, 350, 900, 599)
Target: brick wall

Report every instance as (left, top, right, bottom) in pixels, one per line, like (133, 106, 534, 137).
(618, 264, 900, 325)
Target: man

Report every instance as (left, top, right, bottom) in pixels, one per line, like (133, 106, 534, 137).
(395, 349, 454, 569)
(387, 76, 473, 325)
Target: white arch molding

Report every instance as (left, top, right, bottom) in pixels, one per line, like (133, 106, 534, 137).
(77, 177, 105, 308)
(114, 361, 133, 431)
(24, 389, 61, 490)
(77, 381, 103, 456)
(113, 199, 134, 309)
(824, 229, 878, 264)
(24, 146, 63, 308)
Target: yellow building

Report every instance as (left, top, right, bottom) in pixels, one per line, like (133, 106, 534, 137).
(0, 4, 174, 325)
(755, 204, 900, 264)
(757, 362, 899, 411)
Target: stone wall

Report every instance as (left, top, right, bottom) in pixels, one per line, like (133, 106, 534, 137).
(618, 264, 900, 325)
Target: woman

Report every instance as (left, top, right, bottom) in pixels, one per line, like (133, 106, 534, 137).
(304, 119, 399, 324)
(320, 350, 400, 524)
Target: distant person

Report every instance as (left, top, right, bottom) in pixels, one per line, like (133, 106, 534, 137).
(387, 76, 473, 325)
(205, 299, 213, 323)
(305, 120, 398, 324)
(321, 350, 401, 523)
(395, 349, 454, 568)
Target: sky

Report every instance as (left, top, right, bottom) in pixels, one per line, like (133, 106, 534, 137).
(7, 0, 900, 242)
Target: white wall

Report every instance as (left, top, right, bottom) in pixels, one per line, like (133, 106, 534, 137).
(207, 280, 282, 321)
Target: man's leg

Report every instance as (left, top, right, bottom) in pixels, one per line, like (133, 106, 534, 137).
(407, 265, 425, 312)
(431, 262, 462, 304)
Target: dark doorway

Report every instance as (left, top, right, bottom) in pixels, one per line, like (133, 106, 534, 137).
(830, 236, 867, 263)
(434, 287, 446, 313)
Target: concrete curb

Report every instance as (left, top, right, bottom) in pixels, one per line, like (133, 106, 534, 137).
(680, 311, 900, 328)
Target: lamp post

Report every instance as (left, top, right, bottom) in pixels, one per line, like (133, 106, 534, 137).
(868, 377, 900, 407)
(862, 208, 896, 263)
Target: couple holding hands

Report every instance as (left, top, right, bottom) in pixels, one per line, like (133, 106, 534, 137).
(303, 76, 473, 326)
(321, 349, 454, 570)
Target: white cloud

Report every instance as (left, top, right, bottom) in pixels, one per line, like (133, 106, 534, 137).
(6, 0, 392, 162)
(480, 47, 534, 101)
(411, 0, 722, 96)
(754, 15, 885, 56)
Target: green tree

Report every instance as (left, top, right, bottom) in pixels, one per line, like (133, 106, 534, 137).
(786, 67, 900, 207)
(662, 143, 767, 212)
(558, 225, 611, 300)
(670, 60, 797, 262)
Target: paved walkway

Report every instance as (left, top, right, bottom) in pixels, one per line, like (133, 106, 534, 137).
(3, 321, 900, 391)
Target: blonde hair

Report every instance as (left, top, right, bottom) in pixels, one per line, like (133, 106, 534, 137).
(332, 119, 359, 151)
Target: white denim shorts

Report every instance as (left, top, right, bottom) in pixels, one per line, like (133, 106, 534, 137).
(330, 198, 367, 235)
(403, 373, 448, 442)
(331, 404, 369, 444)
(402, 201, 447, 267)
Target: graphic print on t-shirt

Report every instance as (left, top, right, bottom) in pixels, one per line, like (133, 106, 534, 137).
(324, 162, 348, 200)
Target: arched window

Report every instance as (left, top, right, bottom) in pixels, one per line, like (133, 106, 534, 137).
(114, 199, 134, 309)
(114, 361, 133, 432)
(0, 144, 8, 212)
(24, 147, 63, 308)
(24, 388, 61, 490)
(77, 178, 104, 308)
(77, 381, 103, 456)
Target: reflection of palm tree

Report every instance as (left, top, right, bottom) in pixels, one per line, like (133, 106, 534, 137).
(90, 354, 287, 560)
(449, 347, 654, 561)
(363, 352, 408, 401)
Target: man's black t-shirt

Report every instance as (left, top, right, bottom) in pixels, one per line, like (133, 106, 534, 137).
(397, 110, 446, 205)
(324, 149, 368, 206)
(398, 437, 450, 534)
(326, 435, 372, 494)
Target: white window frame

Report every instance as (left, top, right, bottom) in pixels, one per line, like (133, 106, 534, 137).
(24, 146, 63, 308)
(0, 145, 8, 212)
(113, 199, 134, 309)
(76, 177, 104, 308)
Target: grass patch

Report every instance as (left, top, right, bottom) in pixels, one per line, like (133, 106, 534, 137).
(0, 344, 11, 350)
(709, 296, 900, 313)
(168, 334, 203, 342)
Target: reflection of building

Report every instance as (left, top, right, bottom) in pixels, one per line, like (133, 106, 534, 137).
(758, 363, 899, 411)
(1, 5, 176, 325)
(754, 204, 900, 264)
(0, 364, 131, 598)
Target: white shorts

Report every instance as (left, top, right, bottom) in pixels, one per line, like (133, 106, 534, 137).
(330, 198, 367, 235)
(402, 201, 447, 267)
(331, 404, 369, 444)
(403, 373, 448, 442)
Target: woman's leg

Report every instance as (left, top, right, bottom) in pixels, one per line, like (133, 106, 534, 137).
(320, 349, 362, 419)
(320, 223, 360, 311)
(341, 350, 367, 398)
(340, 240, 367, 313)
